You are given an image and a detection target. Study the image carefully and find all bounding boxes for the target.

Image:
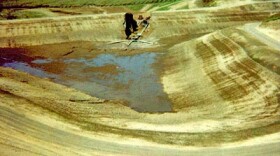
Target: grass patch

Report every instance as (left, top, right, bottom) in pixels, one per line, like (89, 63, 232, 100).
(155, 0, 181, 11)
(0, 9, 49, 20)
(1, 0, 182, 7)
(264, 13, 280, 22)
(157, 6, 171, 11)
(126, 4, 146, 11)
(203, 0, 217, 7)
(157, 0, 181, 7)
(178, 5, 189, 10)
(12, 10, 47, 19)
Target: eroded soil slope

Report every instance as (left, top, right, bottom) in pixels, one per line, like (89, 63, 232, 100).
(0, 1, 280, 155)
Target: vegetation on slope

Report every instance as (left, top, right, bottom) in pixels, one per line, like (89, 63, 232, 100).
(0, 0, 184, 19)
(202, 0, 217, 7)
(264, 13, 280, 22)
(0, 9, 48, 19)
(156, 0, 181, 11)
(1, 0, 182, 7)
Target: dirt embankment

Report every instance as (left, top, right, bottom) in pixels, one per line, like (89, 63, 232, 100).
(0, 2, 279, 48)
(0, 13, 125, 47)
(0, 1, 280, 155)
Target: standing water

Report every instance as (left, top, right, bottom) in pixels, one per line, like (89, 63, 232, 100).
(1, 52, 172, 112)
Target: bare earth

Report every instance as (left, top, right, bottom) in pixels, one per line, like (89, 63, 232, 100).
(0, 0, 280, 155)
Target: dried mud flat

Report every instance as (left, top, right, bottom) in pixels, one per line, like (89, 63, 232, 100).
(1, 1, 280, 156)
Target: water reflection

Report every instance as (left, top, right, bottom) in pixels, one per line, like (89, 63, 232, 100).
(1, 53, 172, 112)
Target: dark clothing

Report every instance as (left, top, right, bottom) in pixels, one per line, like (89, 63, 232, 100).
(124, 13, 138, 39)
(131, 20, 138, 32)
(125, 22, 132, 38)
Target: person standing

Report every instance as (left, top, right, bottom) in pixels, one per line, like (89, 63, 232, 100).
(124, 13, 138, 39)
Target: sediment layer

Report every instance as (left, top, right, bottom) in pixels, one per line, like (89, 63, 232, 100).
(0, 1, 280, 155)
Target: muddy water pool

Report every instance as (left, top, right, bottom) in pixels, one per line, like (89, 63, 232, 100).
(0, 52, 172, 112)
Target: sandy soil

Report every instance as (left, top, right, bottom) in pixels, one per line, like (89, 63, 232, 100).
(0, 1, 280, 155)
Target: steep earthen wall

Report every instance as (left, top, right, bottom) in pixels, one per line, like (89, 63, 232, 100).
(260, 19, 280, 30)
(150, 10, 275, 39)
(0, 14, 124, 47)
(0, 2, 279, 48)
